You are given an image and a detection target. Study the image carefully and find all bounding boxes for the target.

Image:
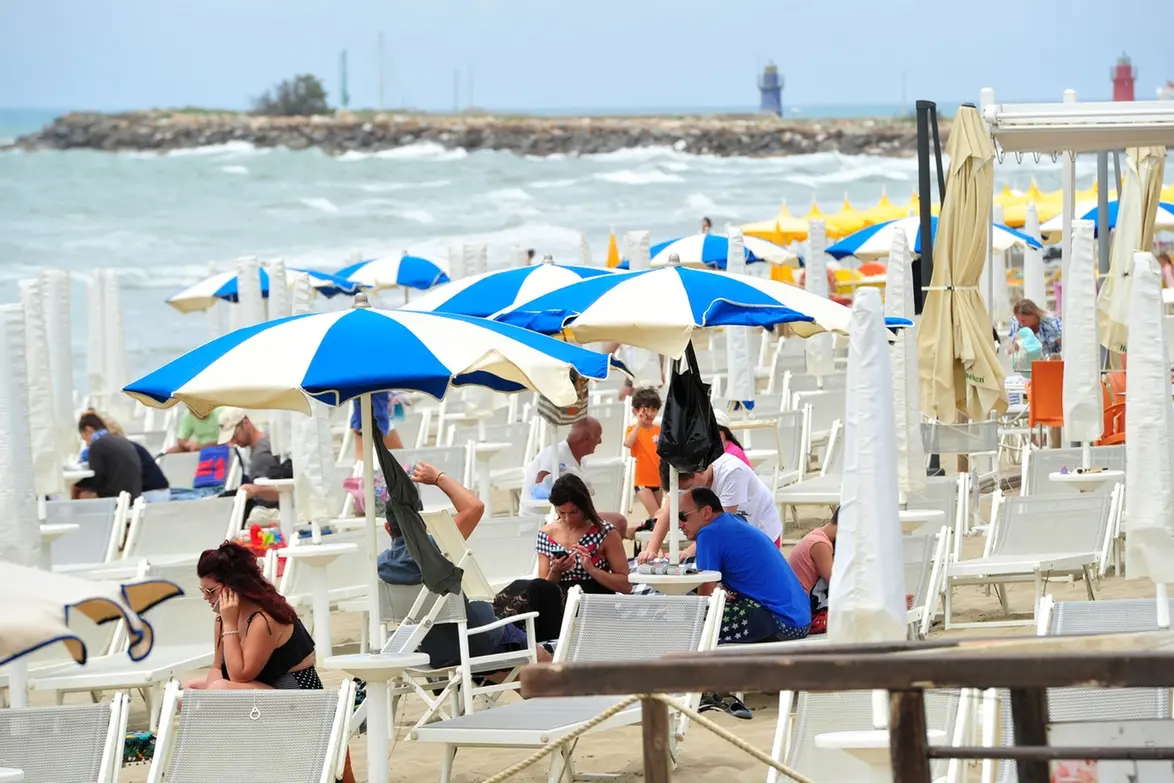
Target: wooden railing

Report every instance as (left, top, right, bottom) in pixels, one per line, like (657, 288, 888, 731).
(520, 631, 1174, 782)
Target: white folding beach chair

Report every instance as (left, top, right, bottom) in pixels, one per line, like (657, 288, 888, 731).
(412, 587, 725, 783)
(922, 420, 1001, 492)
(770, 689, 968, 783)
(389, 446, 471, 511)
(121, 494, 245, 566)
(944, 488, 1119, 629)
(45, 493, 130, 572)
(0, 693, 129, 783)
(147, 679, 355, 783)
(466, 514, 543, 591)
(792, 387, 845, 466)
(156, 451, 202, 489)
(1020, 444, 1125, 497)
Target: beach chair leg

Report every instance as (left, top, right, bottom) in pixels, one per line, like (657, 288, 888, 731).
(547, 746, 573, 783)
(1082, 565, 1096, 600)
(439, 744, 457, 783)
(53, 690, 64, 706)
(147, 683, 164, 731)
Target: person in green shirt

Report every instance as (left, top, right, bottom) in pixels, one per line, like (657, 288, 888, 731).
(167, 405, 223, 453)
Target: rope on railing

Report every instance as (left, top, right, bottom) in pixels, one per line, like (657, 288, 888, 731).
(478, 693, 818, 783)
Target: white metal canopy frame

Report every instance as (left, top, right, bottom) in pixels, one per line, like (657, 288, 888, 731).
(983, 100, 1174, 154)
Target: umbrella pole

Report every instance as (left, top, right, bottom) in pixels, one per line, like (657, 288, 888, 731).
(362, 393, 382, 649)
(668, 469, 680, 565)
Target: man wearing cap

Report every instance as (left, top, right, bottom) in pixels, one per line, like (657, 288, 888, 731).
(218, 407, 285, 505)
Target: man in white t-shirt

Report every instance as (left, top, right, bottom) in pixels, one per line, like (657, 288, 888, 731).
(524, 417, 602, 495)
(637, 452, 782, 563)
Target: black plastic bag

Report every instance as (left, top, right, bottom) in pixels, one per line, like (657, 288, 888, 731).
(656, 343, 724, 473)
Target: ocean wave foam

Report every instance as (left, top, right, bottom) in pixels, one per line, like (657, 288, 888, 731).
(165, 141, 263, 158)
(221, 164, 249, 175)
(593, 169, 685, 185)
(339, 142, 469, 162)
(300, 197, 341, 214)
(530, 178, 581, 189)
(483, 187, 533, 203)
(356, 179, 452, 193)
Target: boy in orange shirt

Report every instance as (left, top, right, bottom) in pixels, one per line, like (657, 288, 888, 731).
(623, 387, 663, 526)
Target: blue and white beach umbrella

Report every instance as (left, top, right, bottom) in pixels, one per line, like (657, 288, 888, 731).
(827, 216, 1042, 261)
(618, 233, 797, 269)
(335, 253, 450, 292)
(167, 268, 365, 314)
(403, 259, 614, 318)
(125, 304, 614, 415)
(1039, 201, 1174, 237)
(494, 263, 911, 358)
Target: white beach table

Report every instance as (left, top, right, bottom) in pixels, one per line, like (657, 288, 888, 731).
(324, 652, 432, 783)
(815, 728, 945, 781)
(254, 477, 297, 541)
(0, 767, 23, 782)
(278, 542, 358, 658)
(62, 468, 94, 486)
(471, 441, 509, 517)
(39, 523, 79, 569)
(1047, 470, 1125, 494)
(898, 508, 946, 533)
(636, 570, 721, 595)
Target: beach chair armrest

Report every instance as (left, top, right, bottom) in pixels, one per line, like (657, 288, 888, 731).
(467, 612, 540, 636)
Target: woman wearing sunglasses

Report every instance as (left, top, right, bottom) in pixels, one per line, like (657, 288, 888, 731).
(184, 541, 321, 690)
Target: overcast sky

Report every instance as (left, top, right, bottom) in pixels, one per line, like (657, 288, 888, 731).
(2, 0, 1172, 112)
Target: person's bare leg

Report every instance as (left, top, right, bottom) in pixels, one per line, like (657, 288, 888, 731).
(383, 430, 404, 450)
(599, 512, 628, 539)
(352, 430, 364, 463)
(636, 488, 660, 519)
(207, 678, 274, 690)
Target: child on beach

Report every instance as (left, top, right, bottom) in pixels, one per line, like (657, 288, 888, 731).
(623, 387, 663, 524)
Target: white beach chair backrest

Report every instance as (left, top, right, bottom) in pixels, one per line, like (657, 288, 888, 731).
(466, 514, 542, 588)
(123, 495, 243, 561)
(155, 451, 202, 489)
(421, 509, 495, 601)
(819, 419, 844, 476)
(902, 533, 936, 611)
(1020, 444, 1125, 496)
(481, 422, 530, 472)
(556, 590, 717, 665)
(991, 493, 1113, 557)
(392, 446, 470, 509)
(140, 596, 216, 647)
(0, 694, 126, 783)
(581, 461, 624, 513)
(44, 494, 124, 568)
(776, 407, 809, 478)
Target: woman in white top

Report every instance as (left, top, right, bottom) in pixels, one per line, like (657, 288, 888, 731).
(636, 452, 783, 563)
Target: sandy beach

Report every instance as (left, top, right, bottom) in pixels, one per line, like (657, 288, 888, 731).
(35, 496, 1147, 783)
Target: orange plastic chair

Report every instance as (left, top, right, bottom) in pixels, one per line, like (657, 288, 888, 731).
(770, 265, 796, 285)
(858, 261, 887, 277)
(1027, 360, 1065, 429)
(1097, 404, 1126, 445)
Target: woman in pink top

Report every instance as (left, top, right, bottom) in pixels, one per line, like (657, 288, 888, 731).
(713, 410, 752, 467)
(787, 510, 837, 634)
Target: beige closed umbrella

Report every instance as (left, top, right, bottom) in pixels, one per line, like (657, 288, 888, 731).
(1098, 146, 1167, 354)
(918, 105, 1008, 422)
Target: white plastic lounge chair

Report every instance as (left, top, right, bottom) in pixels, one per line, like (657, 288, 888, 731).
(389, 446, 471, 511)
(922, 420, 1001, 490)
(770, 688, 968, 783)
(906, 527, 952, 639)
(944, 489, 1118, 629)
(466, 514, 542, 590)
(412, 587, 725, 783)
(1020, 444, 1125, 497)
(28, 597, 215, 730)
(0, 693, 129, 783)
(776, 419, 843, 527)
(792, 387, 845, 465)
(157, 451, 202, 488)
(121, 494, 245, 566)
(147, 679, 355, 783)
(45, 493, 130, 572)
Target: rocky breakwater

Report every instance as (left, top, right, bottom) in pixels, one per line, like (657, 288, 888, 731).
(10, 110, 933, 158)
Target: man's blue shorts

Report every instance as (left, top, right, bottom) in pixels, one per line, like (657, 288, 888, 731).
(350, 392, 394, 434)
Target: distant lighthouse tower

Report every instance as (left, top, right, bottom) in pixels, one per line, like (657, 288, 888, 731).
(759, 62, 784, 116)
(1112, 52, 1136, 101)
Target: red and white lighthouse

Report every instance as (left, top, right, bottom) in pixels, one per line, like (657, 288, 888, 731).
(1112, 52, 1136, 101)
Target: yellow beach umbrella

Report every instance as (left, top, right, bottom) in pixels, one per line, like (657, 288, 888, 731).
(826, 195, 869, 239)
(743, 201, 810, 244)
(861, 188, 914, 225)
(1162, 182, 1174, 201)
(605, 230, 621, 268)
(994, 183, 1021, 210)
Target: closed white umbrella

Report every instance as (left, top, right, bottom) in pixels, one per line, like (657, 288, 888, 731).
(723, 228, 756, 405)
(918, 106, 1008, 421)
(1124, 251, 1174, 626)
(1022, 203, 1048, 305)
(267, 261, 293, 459)
(20, 280, 63, 498)
(1097, 147, 1168, 354)
(0, 304, 42, 569)
(804, 220, 837, 377)
(101, 270, 131, 422)
(828, 286, 906, 644)
(1062, 222, 1104, 467)
(41, 270, 76, 462)
(987, 205, 1012, 326)
(884, 231, 926, 498)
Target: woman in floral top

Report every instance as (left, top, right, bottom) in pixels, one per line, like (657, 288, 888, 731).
(536, 474, 631, 596)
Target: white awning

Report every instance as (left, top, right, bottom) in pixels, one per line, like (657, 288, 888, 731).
(984, 100, 1174, 154)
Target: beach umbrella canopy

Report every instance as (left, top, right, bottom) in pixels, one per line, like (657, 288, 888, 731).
(167, 267, 365, 313)
(1097, 147, 1168, 354)
(860, 189, 915, 226)
(1125, 251, 1174, 587)
(493, 262, 911, 359)
(743, 203, 811, 245)
(1062, 222, 1104, 447)
(827, 216, 1041, 261)
(617, 233, 797, 269)
(1039, 200, 1174, 238)
(918, 105, 1008, 421)
(828, 287, 907, 644)
(335, 253, 450, 292)
(125, 303, 614, 416)
(825, 197, 869, 239)
(0, 563, 182, 667)
(402, 258, 613, 318)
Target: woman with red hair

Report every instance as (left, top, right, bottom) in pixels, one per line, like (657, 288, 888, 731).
(184, 541, 321, 690)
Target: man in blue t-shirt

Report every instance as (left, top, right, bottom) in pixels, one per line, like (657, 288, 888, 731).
(681, 487, 811, 644)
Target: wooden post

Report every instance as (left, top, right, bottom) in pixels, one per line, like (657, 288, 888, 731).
(1009, 687, 1050, 783)
(889, 689, 932, 783)
(642, 697, 672, 783)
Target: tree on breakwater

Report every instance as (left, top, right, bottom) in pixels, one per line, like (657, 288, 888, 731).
(252, 75, 330, 117)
